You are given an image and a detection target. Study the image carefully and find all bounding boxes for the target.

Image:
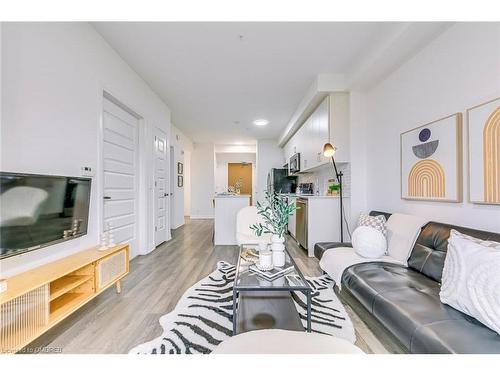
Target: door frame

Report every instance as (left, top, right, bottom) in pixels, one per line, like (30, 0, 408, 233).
(228, 162, 254, 204)
(153, 126, 170, 246)
(99, 90, 145, 258)
(169, 145, 175, 229)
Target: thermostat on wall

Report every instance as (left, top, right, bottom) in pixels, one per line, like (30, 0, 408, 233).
(81, 166, 95, 177)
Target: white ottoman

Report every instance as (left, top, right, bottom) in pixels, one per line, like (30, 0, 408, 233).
(212, 329, 364, 354)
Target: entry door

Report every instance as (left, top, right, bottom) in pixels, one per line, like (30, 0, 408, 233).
(154, 127, 169, 246)
(228, 163, 253, 204)
(102, 97, 139, 257)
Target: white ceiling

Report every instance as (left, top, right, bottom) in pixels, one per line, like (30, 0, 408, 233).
(92, 22, 450, 144)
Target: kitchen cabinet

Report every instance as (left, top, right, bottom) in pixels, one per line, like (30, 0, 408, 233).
(287, 196, 297, 238)
(328, 92, 350, 163)
(300, 117, 312, 170)
(283, 92, 349, 173)
(291, 195, 350, 257)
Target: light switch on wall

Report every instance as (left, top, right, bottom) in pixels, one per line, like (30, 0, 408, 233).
(81, 166, 95, 177)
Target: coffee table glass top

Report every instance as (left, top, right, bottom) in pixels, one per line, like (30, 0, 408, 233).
(234, 244, 311, 291)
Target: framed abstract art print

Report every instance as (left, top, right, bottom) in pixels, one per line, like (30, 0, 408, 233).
(467, 97, 500, 205)
(401, 113, 463, 202)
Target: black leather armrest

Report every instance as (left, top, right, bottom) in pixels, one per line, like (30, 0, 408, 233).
(314, 242, 352, 260)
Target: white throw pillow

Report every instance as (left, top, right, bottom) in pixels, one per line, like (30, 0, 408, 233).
(440, 230, 500, 335)
(352, 226, 387, 259)
(385, 213, 428, 264)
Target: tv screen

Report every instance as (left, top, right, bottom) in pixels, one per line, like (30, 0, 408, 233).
(0, 172, 91, 259)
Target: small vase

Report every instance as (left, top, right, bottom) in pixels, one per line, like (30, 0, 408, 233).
(272, 249, 286, 268)
(271, 242, 285, 251)
(258, 240, 268, 252)
(271, 234, 286, 267)
(271, 234, 285, 244)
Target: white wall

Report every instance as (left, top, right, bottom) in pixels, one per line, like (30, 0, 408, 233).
(360, 23, 500, 232)
(215, 153, 256, 202)
(190, 143, 215, 218)
(256, 140, 285, 203)
(1, 23, 172, 276)
(215, 144, 256, 153)
(183, 148, 192, 217)
(170, 124, 193, 228)
(348, 91, 369, 227)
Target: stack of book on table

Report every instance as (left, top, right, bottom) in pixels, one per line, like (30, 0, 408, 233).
(249, 260, 294, 281)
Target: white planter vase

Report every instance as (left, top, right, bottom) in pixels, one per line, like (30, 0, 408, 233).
(271, 234, 285, 243)
(270, 242, 285, 251)
(272, 250, 286, 267)
(271, 234, 286, 267)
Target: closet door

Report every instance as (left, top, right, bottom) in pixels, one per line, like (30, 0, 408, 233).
(102, 97, 139, 257)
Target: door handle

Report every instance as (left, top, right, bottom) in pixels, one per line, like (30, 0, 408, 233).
(103, 196, 112, 200)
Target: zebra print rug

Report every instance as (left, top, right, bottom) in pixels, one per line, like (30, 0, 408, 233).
(129, 261, 355, 354)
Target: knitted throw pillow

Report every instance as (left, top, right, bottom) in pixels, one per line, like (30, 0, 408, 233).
(357, 213, 387, 236)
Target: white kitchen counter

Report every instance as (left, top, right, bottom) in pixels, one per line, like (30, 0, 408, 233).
(291, 196, 350, 257)
(215, 194, 251, 198)
(295, 195, 346, 199)
(214, 195, 250, 245)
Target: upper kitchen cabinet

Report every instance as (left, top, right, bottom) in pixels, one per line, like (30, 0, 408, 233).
(284, 92, 349, 173)
(328, 92, 350, 163)
(301, 115, 314, 171)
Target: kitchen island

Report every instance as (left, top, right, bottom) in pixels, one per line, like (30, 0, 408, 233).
(214, 194, 251, 245)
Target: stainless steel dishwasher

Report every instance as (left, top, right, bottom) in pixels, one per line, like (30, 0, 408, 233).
(296, 198, 308, 249)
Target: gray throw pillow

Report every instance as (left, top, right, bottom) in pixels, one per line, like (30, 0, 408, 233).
(357, 213, 387, 236)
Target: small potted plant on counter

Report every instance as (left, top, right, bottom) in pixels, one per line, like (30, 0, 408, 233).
(250, 191, 297, 267)
(328, 179, 340, 196)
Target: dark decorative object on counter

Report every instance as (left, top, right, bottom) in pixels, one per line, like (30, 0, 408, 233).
(323, 142, 344, 242)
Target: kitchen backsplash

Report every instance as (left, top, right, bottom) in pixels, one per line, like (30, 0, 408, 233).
(297, 163, 351, 197)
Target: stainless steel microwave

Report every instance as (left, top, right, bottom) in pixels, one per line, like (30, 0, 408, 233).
(289, 153, 300, 174)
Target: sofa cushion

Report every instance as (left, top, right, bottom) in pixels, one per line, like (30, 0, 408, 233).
(342, 262, 500, 353)
(342, 262, 437, 314)
(410, 318, 500, 354)
(320, 250, 402, 288)
(408, 221, 500, 282)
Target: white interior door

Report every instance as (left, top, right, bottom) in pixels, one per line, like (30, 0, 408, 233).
(154, 127, 169, 246)
(102, 97, 139, 257)
(170, 145, 175, 229)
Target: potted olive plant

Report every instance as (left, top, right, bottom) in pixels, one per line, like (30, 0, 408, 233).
(250, 191, 297, 267)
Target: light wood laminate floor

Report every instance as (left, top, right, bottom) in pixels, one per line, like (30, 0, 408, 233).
(27, 218, 388, 354)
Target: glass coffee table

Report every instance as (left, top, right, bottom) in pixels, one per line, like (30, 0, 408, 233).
(232, 244, 312, 335)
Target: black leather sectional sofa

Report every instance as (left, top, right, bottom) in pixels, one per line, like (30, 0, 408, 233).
(315, 211, 500, 354)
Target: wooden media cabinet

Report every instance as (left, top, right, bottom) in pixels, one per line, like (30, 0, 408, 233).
(0, 244, 129, 353)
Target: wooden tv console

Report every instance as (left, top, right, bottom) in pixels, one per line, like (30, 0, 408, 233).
(0, 244, 129, 353)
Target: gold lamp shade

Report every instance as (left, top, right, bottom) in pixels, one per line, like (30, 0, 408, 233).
(323, 142, 336, 157)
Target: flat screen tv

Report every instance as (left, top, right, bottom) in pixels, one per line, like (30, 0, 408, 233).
(0, 172, 91, 259)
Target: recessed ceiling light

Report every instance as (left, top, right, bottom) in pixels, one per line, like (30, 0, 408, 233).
(253, 119, 269, 126)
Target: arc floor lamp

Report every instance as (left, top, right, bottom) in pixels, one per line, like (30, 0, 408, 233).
(323, 142, 344, 243)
